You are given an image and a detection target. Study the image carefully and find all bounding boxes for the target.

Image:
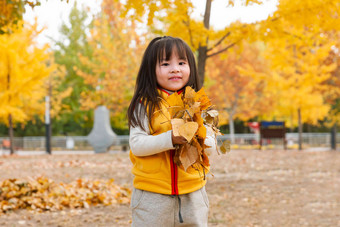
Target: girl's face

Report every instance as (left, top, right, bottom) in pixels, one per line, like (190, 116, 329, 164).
(156, 50, 190, 92)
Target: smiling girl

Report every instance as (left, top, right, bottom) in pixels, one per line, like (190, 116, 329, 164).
(127, 36, 214, 227)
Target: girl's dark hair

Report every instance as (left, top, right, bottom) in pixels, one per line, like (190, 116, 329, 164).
(127, 36, 201, 130)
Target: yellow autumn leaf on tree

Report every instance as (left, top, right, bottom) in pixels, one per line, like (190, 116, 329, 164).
(0, 21, 54, 124)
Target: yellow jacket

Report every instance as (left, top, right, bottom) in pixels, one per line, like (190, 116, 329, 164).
(129, 89, 207, 195)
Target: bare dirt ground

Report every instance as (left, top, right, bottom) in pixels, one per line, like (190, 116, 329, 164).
(0, 149, 340, 227)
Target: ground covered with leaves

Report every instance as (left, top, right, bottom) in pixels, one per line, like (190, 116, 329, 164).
(0, 150, 339, 226)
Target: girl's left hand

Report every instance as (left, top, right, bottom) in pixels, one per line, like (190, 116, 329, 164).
(171, 131, 187, 145)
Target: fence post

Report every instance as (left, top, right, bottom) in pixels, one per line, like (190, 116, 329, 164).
(331, 125, 337, 151)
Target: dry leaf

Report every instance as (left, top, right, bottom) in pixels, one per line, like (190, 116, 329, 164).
(180, 144, 199, 171)
(207, 110, 219, 117)
(166, 86, 225, 171)
(171, 118, 185, 136)
(194, 88, 212, 110)
(0, 177, 131, 213)
(196, 125, 206, 139)
(178, 122, 198, 142)
(220, 140, 231, 154)
(166, 92, 184, 118)
(192, 137, 203, 154)
(202, 151, 210, 167)
(174, 145, 184, 166)
(194, 113, 206, 139)
(185, 86, 196, 99)
(204, 115, 214, 125)
(184, 102, 201, 119)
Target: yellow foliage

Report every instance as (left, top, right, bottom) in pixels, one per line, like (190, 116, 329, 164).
(206, 41, 271, 125)
(0, 21, 54, 125)
(256, 9, 339, 127)
(78, 0, 145, 125)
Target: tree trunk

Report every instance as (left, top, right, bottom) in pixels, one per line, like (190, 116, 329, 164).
(198, 46, 207, 87)
(298, 108, 302, 150)
(8, 114, 14, 155)
(197, 0, 212, 87)
(7, 58, 14, 155)
(229, 113, 235, 144)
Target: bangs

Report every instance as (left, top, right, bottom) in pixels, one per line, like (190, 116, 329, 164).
(156, 38, 188, 63)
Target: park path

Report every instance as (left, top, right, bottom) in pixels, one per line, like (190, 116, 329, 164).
(0, 150, 339, 226)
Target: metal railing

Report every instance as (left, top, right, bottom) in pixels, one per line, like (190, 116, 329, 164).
(0, 133, 339, 151)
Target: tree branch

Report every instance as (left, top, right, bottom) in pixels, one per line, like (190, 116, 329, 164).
(207, 40, 241, 58)
(207, 31, 231, 52)
(182, 18, 194, 48)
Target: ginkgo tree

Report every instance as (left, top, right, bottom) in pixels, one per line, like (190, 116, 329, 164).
(118, 0, 264, 85)
(77, 0, 145, 130)
(118, 0, 340, 144)
(0, 0, 69, 34)
(323, 32, 340, 126)
(245, 0, 340, 149)
(0, 21, 56, 154)
(206, 41, 272, 143)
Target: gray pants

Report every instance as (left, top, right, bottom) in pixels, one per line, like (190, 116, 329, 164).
(131, 187, 209, 227)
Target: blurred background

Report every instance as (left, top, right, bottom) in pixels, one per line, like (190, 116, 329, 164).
(1, 0, 340, 153)
(1, 1, 340, 226)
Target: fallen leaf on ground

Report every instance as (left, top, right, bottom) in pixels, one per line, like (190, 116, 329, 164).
(0, 177, 131, 214)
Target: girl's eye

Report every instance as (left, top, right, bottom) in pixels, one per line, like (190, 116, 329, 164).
(179, 62, 186, 65)
(161, 63, 169, 66)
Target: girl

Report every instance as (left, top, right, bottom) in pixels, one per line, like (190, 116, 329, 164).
(128, 36, 215, 227)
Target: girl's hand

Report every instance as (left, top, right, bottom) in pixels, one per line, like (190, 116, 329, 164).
(171, 131, 187, 145)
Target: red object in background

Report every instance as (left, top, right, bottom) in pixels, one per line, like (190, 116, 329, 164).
(248, 122, 260, 145)
(2, 140, 10, 148)
(248, 122, 260, 132)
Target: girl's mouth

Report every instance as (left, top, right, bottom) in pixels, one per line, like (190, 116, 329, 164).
(169, 76, 182, 81)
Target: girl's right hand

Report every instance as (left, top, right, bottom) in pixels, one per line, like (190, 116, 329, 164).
(171, 131, 187, 145)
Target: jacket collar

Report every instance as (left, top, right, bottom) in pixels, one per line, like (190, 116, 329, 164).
(158, 88, 184, 96)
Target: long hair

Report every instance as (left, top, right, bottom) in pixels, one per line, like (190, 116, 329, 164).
(127, 36, 201, 130)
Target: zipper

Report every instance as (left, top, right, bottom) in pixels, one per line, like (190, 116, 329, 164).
(170, 149, 178, 195)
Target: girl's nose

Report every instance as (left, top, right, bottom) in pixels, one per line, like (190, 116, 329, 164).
(170, 65, 180, 73)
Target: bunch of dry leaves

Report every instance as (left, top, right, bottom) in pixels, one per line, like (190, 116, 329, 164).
(0, 177, 131, 213)
(164, 86, 230, 171)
